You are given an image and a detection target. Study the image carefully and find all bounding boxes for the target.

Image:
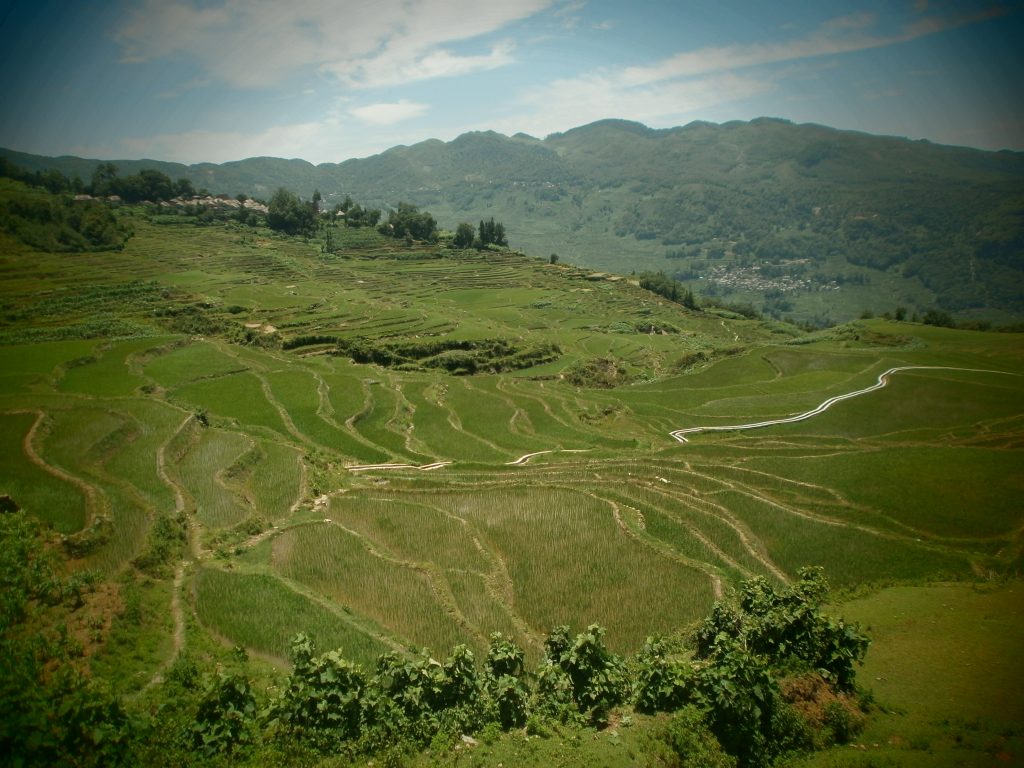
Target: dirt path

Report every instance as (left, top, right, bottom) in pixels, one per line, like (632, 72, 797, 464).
(506, 448, 592, 466)
(590, 491, 725, 600)
(670, 365, 1015, 443)
(346, 460, 453, 472)
(15, 409, 105, 526)
(156, 414, 193, 516)
(143, 561, 187, 691)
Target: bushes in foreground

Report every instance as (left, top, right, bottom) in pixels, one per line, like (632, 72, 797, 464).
(151, 568, 868, 767)
(0, 509, 869, 768)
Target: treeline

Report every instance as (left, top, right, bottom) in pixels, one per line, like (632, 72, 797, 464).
(861, 305, 1024, 332)
(0, 507, 871, 768)
(1, 155, 508, 255)
(0, 157, 199, 203)
(0, 161, 128, 251)
(331, 336, 561, 375)
(638, 271, 698, 310)
(169, 569, 869, 767)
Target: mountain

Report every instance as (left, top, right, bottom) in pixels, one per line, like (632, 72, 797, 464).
(4, 118, 1023, 323)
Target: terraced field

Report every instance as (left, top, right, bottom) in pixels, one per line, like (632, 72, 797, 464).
(1, 213, 1021, 677)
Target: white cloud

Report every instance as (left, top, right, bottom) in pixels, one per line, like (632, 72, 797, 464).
(72, 117, 404, 165)
(349, 101, 429, 126)
(503, 71, 773, 139)
(500, 5, 1012, 139)
(619, 6, 1006, 85)
(114, 0, 554, 89)
(332, 41, 517, 89)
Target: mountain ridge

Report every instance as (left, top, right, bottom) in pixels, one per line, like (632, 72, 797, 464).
(4, 117, 1022, 322)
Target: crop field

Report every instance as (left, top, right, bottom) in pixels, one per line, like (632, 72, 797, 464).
(1, 210, 1022, 680)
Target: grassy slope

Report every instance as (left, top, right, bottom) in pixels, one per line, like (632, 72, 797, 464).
(0, 198, 1022, 763)
(788, 581, 1024, 768)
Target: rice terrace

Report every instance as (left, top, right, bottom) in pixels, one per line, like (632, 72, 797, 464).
(1, 164, 1022, 766)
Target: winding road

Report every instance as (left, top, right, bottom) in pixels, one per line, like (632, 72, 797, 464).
(669, 365, 1014, 443)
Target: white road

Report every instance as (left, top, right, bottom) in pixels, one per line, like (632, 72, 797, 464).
(669, 365, 1013, 443)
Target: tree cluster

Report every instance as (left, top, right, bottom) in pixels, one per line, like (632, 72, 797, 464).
(89, 163, 196, 203)
(376, 202, 437, 242)
(266, 187, 317, 237)
(478, 217, 507, 247)
(638, 271, 698, 309)
(333, 195, 381, 228)
(127, 569, 868, 768)
(0, 182, 128, 252)
(451, 217, 509, 249)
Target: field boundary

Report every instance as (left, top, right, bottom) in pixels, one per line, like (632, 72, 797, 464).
(670, 366, 1017, 443)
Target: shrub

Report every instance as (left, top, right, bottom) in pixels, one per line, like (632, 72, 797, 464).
(649, 705, 737, 768)
(536, 624, 627, 726)
(192, 671, 257, 756)
(634, 635, 698, 713)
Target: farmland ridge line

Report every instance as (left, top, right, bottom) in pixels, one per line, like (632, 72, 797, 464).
(670, 366, 1017, 443)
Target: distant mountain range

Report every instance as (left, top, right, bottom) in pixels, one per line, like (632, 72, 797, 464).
(4, 118, 1022, 323)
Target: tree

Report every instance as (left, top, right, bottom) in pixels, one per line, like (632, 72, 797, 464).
(267, 187, 316, 237)
(90, 162, 118, 196)
(176, 178, 196, 198)
(453, 222, 475, 248)
(380, 202, 437, 242)
(550, 253, 559, 264)
(478, 217, 508, 247)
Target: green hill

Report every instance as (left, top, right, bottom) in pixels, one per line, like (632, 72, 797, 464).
(0, 173, 1022, 768)
(4, 117, 1023, 323)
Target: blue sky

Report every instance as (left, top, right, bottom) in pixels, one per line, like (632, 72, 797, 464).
(0, 0, 1021, 164)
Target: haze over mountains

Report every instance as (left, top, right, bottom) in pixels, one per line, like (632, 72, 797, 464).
(5, 118, 1022, 324)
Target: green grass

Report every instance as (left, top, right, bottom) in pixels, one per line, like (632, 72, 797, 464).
(745, 447, 1024, 539)
(243, 439, 303, 520)
(57, 337, 170, 396)
(175, 428, 252, 528)
(142, 341, 243, 388)
(194, 566, 391, 667)
(411, 486, 716, 652)
(173, 371, 289, 438)
(716, 489, 973, 587)
(0, 339, 100, 380)
(272, 523, 470, 655)
(1, 194, 1021, 764)
(0, 411, 88, 533)
(789, 581, 1024, 767)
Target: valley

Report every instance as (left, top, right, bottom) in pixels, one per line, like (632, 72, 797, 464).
(1, 181, 1021, 767)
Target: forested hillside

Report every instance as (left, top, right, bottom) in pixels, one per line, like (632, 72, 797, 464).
(4, 117, 1023, 323)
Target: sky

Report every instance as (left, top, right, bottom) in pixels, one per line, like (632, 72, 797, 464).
(0, 0, 1022, 165)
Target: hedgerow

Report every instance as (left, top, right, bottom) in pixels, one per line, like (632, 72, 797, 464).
(1, 513, 868, 768)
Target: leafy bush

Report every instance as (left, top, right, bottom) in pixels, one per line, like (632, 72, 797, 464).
(633, 635, 698, 713)
(536, 624, 627, 725)
(648, 705, 737, 768)
(695, 568, 869, 690)
(192, 671, 257, 756)
(0, 186, 128, 251)
(563, 357, 630, 388)
(483, 633, 529, 728)
(269, 633, 366, 748)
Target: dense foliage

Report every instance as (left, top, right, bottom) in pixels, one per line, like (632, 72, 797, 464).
(0, 179, 128, 252)
(1, 514, 868, 768)
(0, 513, 133, 767)
(379, 201, 438, 242)
(267, 187, 317, 236)
(333, 335, 561, 374)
